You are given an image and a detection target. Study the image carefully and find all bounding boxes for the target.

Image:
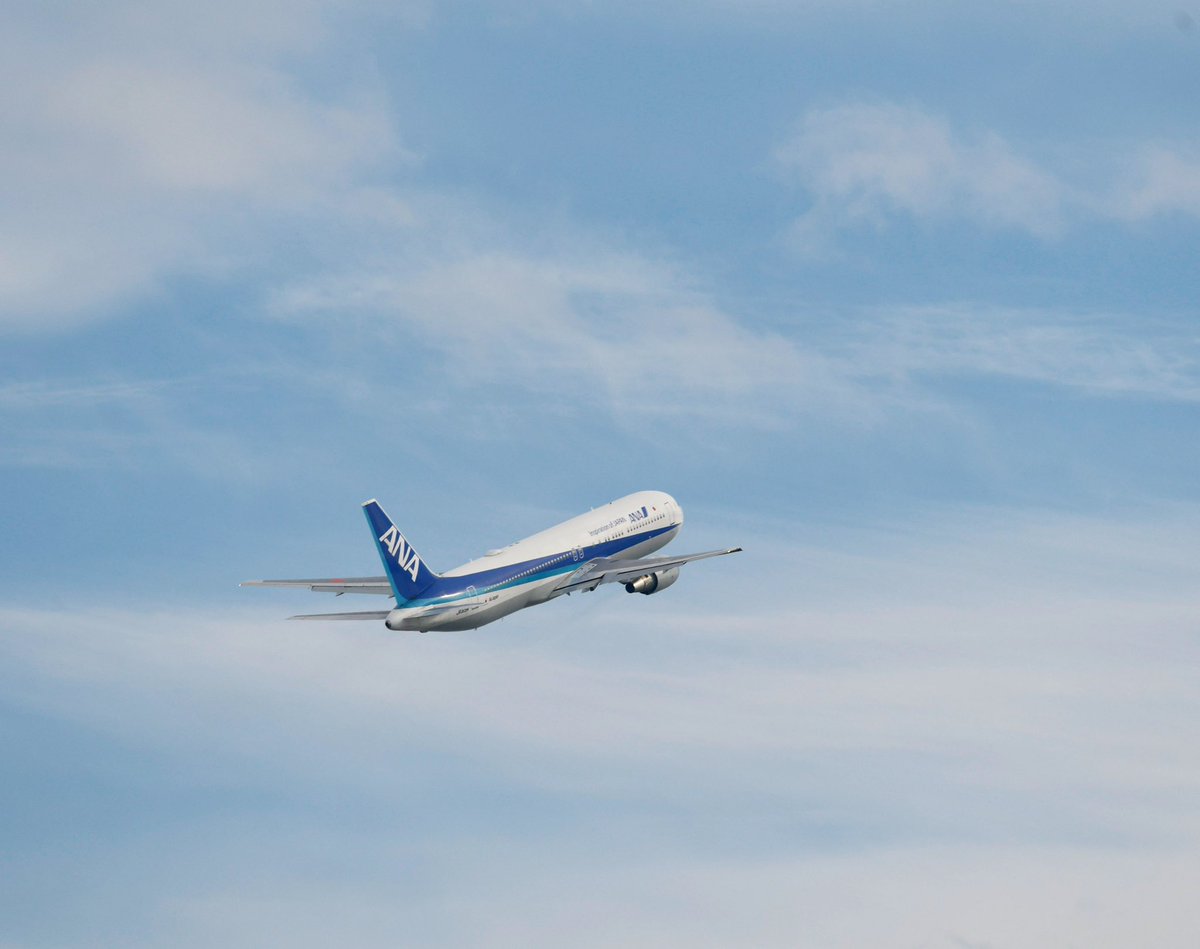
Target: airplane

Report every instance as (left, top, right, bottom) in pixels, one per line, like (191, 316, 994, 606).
(242, 490, 741, 632)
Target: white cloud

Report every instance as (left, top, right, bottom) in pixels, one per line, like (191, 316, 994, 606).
(467, 0, 1188, 38)
(0, 0, 405, 327)
(775, 101, 1067, 241)
(48, 60, 393, 196)
(1110, 144, 1200, 221)
(776, 101, 1200, 245)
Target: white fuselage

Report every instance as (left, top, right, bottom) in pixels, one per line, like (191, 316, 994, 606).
(387, 490, 683, 631)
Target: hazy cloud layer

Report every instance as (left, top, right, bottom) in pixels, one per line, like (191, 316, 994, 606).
(4, 505, 1199, 946)
(0, 0, 403, 325)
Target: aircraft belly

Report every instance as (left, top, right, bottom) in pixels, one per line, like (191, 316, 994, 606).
(623, 530, 675, 560)
(419, 580, 551, 632)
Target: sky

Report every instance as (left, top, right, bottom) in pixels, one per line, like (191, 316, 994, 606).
(2, 1, 1199, 945)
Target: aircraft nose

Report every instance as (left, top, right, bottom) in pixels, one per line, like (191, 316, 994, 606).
(664, 493, 684, 528)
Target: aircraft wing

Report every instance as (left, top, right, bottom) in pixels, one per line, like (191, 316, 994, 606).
(240, 576, 392, 595)
(553, 547, 742, 594)
(289, 602, 464, 625)
(288, 610, 392, 621)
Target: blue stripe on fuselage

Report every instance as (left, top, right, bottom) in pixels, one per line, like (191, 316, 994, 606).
(399, 523, 676, 609)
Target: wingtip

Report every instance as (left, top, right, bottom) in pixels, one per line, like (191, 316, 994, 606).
(361, 498, 378, 508)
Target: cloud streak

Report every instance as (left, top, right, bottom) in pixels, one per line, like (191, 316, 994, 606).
(838, 304, 1200, 402)
(272, 256, 1200, 430)
(0, 376, 274, 478)
(271, 245, 859, 425)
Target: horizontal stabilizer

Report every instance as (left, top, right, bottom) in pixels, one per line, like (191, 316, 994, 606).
(287, 610, 391, 621)
(241, 577, 392, 595)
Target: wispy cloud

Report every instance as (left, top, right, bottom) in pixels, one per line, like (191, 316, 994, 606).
(775, 100, 1200, 247)
(0, 378, 169, 410)
(838, 304, 1200, 402)
(1109, 144, 1200, 221)
(274, 253, 1200, 424)
(270, 242, 863, 425)
(775, 101, 1067, 242)
(0, 376, 271, 478)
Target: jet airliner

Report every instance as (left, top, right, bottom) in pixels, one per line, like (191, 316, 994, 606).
(242, 491, 741, 632)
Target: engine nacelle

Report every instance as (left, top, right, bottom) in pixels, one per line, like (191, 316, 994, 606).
(624, 566, 680, 595)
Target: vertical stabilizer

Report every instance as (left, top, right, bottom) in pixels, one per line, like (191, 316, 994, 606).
(362, 500, 439, 602)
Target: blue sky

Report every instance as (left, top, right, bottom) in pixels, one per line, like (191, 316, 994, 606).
(2, 2, 1200, 945)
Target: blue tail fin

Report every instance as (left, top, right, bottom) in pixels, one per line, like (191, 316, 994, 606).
(362, 499, 439, 603)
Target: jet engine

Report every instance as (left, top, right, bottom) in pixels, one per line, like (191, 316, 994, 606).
(624, 566, 680, 595)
